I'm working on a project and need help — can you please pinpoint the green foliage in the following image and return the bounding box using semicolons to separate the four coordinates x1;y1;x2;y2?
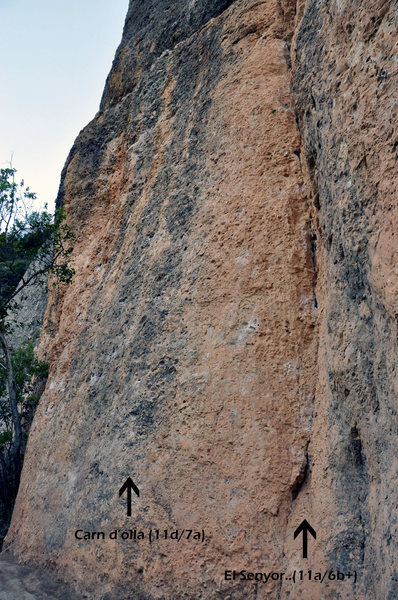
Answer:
0;166;72;523
0;168;75;319
12;339;48;394
0;338;48;453
0;431;11;449
0;166;73;462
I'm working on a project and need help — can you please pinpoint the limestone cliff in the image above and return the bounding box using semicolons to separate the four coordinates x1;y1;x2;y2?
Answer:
4;1;397;599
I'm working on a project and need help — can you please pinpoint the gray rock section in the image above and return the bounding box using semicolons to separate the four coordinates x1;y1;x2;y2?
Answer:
6;261;48;350
293;1;398;598
0;556;79;600
99;0;236;110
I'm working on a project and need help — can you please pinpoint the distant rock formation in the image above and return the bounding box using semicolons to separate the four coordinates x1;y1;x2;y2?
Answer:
4;1;397;599
6;258;48;350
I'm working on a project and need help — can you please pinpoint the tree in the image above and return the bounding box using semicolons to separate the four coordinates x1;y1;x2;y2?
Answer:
0;167;74;507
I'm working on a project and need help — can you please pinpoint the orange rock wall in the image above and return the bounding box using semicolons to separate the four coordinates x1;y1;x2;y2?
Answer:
5;1;397;599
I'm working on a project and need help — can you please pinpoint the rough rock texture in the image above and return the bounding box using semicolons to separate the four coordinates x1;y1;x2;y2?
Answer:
0;556;79;600
285;1;398;599
6;261;48;349
3;1;397;599
0;263;48;550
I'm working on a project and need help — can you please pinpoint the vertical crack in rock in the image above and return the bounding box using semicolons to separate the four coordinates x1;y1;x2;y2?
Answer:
291;441;310;501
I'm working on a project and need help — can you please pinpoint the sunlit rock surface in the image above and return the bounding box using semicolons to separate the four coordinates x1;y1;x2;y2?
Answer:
3;1;397;599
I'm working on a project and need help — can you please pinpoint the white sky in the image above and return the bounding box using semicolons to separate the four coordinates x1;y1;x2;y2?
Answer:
0;0;128;211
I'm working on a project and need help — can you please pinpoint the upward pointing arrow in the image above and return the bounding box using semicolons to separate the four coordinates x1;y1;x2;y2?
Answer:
119;477;140;516
294;519;316;559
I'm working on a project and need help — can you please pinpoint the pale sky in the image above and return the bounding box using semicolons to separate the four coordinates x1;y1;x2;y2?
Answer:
0;0;128;211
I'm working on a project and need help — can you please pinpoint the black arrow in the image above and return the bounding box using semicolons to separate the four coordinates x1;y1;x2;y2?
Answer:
119;477;140;516
294;519;316;559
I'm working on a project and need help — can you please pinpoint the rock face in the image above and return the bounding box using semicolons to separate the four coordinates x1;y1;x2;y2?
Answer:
3;1;397;599
6;267;48;350
0;556;79;600
290;2;398;598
